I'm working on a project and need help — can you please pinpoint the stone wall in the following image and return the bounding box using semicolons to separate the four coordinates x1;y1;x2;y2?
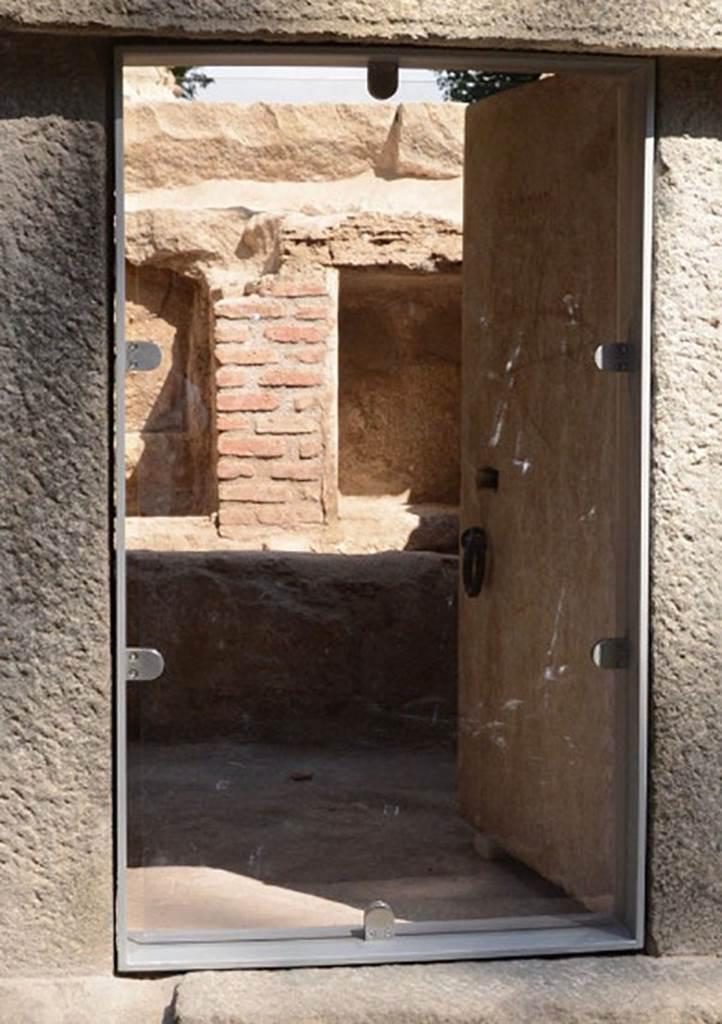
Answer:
647;58;722;957
127;550;458;744
0;24;721;995
0;33;113;975
0;1;719;55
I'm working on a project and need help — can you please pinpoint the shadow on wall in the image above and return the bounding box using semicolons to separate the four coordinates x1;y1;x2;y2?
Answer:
125;263;217;515
339;268;462;505
127;549;458;745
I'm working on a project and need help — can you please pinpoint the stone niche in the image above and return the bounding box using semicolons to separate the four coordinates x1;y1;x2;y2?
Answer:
338;268;461;506
125;264;216;516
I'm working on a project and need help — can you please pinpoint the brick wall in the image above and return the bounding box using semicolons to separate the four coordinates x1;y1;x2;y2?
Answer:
214;268;338;534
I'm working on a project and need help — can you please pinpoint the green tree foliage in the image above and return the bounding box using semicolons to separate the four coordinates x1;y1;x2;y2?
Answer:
170;66;214;100
435;70;539;103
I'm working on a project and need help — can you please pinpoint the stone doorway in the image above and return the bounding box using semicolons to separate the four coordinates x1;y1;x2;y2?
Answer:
118;55;649;971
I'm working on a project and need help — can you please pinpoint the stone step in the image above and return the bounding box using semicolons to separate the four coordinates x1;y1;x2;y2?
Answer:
174;955;722;1024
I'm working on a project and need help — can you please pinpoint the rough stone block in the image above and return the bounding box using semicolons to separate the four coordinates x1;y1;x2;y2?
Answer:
0;33;113;975
174;955;722;1024
0;3;720;56
646;58;722;957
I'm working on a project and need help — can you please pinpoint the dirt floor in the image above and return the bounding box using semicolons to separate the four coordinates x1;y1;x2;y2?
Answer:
127;741;579;933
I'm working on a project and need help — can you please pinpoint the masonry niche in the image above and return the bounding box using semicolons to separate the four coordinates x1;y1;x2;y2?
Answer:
338;269;461;511
124;263;216;518
117;55;650;973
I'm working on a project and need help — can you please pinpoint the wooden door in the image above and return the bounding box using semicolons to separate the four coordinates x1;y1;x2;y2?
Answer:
458;74;632;905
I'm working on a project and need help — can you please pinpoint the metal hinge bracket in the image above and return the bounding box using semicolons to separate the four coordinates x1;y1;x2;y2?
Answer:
594;343;635;372
126;648;165;682
591;638;631;670
363;901;395;941
126;341;161;373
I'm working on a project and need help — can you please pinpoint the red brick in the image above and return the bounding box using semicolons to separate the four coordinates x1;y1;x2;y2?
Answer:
259;368;323;388
217;413;251;431
215;343;247;365
219;503;259;526
216;345;280;366
216;366;246;387
270;461;321;481
217;390;280;412
217;457;255;480
293;347;325;364
215;297;285;319
215;319;250;342
255;415;317;435
299;439;322;459
217;434;285;458
264;324;327;344
255;502;324;525
267;278;327;298
295;304;329;320
219;481;295;503
294;394;318;412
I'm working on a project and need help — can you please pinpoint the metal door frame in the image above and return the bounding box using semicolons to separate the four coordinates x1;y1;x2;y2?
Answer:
114;44;654;973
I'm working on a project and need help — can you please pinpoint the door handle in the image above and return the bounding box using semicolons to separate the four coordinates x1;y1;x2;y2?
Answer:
461;526;487;597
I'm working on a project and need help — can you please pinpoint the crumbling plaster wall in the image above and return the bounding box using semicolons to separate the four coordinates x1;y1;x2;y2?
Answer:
0;24;720;986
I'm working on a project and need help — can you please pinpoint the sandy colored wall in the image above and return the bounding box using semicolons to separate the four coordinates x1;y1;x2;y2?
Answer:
0;1;719;55
0;27;720;982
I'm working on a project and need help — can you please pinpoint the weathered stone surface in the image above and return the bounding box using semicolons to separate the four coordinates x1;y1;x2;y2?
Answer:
647;58;722;957
124;101;399;190
0;976;177;1024
125;207;253;278
0;1;719;55
126;550;457;743
1;956;721;1022
175;956;722;1024
378;103;466;179
281;212;462;271
0;34;113;973
123;65;177;103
